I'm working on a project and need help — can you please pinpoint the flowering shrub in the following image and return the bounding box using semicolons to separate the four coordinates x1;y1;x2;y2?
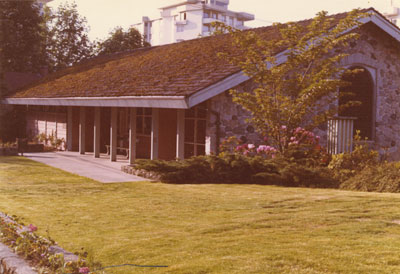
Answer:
220;127;329;167
283;127;330;166
0;214;102;274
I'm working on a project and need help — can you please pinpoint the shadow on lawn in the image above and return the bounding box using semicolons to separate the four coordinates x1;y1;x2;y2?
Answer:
0;156;44;167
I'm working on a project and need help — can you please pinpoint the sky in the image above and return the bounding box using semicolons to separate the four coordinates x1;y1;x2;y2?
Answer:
47;0;396;41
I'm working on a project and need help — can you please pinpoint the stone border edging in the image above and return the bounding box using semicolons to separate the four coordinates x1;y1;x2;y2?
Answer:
0;212;79;273
121;165;161;180
0;242;37;274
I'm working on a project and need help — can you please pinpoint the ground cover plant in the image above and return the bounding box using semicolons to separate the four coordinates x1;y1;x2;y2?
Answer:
2;156;400;273
340;161;400;193
0;214;99;274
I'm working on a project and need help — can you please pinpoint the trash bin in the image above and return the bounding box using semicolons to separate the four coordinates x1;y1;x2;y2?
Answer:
16;138;27;156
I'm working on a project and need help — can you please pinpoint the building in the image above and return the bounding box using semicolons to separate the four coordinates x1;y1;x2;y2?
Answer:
383;0;400;27
133;0;254;46
3;8;400;162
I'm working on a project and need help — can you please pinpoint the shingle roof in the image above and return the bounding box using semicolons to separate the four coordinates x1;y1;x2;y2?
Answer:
6;9;365;99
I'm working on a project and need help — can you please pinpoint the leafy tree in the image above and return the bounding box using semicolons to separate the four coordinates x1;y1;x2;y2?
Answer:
96;26;150;55
0;0;47;74
216;10;364;152
46;2;93;71
0;1;46;142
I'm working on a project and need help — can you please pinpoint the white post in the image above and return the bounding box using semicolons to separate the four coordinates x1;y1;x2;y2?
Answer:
79;107;86;155
94;107;101;158
67;106;73;151
176;109;185;159
129;108;137;165
110;107;117;162
151;108;159;160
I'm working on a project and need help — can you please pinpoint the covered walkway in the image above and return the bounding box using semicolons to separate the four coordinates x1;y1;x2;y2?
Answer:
23;151;149;183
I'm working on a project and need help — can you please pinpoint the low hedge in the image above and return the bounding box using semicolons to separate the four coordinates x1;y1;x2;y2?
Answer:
340;162;400;193
133;154;339;188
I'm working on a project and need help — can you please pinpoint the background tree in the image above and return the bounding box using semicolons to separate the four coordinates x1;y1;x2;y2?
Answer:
0;0;47;74
216;10;364;152
96;26;150;55
0;1;46;142
46;2;93;71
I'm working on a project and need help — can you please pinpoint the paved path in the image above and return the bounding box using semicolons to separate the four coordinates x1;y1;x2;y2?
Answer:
23;152;149;183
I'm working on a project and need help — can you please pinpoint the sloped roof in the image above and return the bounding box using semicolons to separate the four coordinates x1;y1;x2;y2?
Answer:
5;8;388;101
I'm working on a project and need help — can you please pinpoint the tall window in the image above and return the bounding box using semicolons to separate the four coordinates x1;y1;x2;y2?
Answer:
184;103;207;158
136;108;152;136
339;66;374;139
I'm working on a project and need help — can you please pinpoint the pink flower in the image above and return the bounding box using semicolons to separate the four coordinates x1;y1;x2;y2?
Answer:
281;125;287;130
28;224;37;232
257;145;267;153
294;127;303;133
248;144;255;149
79;267;90;273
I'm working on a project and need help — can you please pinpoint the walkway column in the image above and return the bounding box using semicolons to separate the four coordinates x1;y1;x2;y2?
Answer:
151;108;159;160
79;106;86;155
176;109;185;159
129;108;137;165
94;107;101;158
67;106;73;151
110;107;117;162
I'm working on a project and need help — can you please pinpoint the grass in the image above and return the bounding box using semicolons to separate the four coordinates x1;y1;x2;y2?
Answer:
1;156;400;273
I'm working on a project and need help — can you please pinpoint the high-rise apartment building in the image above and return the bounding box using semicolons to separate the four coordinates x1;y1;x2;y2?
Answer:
383;0;400;27
133;0;254;46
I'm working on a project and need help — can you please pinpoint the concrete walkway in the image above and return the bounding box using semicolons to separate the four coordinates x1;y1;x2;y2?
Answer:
23;151;149;183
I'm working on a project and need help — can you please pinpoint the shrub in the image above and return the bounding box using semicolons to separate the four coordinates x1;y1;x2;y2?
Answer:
340;162;400;192
133;154;338;188
328;131;379;182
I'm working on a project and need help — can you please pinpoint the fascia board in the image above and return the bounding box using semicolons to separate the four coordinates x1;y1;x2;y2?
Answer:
2;96;189;109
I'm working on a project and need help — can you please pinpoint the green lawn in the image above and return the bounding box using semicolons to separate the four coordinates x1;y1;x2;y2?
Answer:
1;156;400;273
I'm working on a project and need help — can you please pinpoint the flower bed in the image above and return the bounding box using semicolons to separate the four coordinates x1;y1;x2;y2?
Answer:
0;213;102;274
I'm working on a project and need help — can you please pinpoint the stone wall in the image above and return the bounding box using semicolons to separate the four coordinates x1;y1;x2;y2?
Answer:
207;80;264;153
207;23;400;159
343;23;400;159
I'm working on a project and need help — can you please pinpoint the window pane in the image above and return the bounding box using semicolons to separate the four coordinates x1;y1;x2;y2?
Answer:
196;120;206;143
144;117;152;135
145;108;152;115
196;145;205;156
137;108;143;115
185;144;194;158
136;117;143;134
185;119;195;142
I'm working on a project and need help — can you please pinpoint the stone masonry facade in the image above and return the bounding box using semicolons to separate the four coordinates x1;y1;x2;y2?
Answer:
207;23;400;160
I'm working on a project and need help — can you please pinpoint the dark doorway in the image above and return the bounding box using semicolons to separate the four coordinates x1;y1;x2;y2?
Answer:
339;66;374;139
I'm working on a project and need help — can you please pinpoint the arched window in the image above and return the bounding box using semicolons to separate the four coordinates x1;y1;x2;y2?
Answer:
339;66;374;140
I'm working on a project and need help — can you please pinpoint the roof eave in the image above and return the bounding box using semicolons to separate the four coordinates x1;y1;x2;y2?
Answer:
2;96;189;109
